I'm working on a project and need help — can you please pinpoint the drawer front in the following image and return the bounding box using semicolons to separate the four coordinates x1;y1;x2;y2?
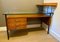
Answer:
7;23;16;30
15;18;27;29
7;18;27;23
15;21;27;25
7;17;27;30
16;25;26;29
7;18;15;23
15;18;27;22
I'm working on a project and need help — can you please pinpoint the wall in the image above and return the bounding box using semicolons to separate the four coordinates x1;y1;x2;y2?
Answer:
0;0;43;26
44;0;60;41
0;0;5;26
0;11;5;27
1;0;43;13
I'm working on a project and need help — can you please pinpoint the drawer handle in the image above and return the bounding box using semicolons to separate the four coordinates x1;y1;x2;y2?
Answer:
15;20;20;22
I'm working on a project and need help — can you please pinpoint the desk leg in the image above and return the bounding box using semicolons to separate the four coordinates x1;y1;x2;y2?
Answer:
42;17;51;34
47;17;51;34
41;18;42;28
47;25;49;34
5;15;9;40
7;28;9;40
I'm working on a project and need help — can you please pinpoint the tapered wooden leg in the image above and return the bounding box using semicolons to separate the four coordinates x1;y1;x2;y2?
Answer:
5;15;10;40
7;28;9;40
47;25;49;34
40;18;42;28
47;18;51;34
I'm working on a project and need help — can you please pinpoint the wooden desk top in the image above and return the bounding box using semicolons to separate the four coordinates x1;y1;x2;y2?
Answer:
37;3;57;7
4;14;51;18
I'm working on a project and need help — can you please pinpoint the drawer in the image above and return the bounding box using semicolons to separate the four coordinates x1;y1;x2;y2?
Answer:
7;17;27;23
7;17;27;30
7;23;16;30
15;18;27;22
7;18;15;23
16;25;26;29
15;21;27;25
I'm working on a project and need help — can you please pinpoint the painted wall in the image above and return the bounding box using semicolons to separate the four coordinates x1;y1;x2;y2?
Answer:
0;0;43;26
0;0;5;26
44;0;60;41
1;0;43;13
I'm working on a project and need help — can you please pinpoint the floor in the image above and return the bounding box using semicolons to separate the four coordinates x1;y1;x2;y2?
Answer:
0;28;59;42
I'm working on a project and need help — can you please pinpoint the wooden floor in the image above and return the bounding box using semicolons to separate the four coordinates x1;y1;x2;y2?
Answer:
0;28;59;42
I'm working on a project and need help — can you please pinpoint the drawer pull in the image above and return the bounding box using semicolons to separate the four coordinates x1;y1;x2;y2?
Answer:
16;26;26;29
15;20;21;22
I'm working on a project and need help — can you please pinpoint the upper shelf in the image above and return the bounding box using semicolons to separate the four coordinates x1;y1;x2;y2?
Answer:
37;3;57;7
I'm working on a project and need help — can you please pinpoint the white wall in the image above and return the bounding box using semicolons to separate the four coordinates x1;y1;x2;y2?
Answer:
1;0;43;13
44;0;60;41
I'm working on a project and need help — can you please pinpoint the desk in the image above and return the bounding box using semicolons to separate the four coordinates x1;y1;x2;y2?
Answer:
4;14;51;40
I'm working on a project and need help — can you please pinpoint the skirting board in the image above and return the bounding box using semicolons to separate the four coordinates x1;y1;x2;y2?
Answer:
50;30;60;42
42;22;60;42
0;24;41;31
0;27;6;31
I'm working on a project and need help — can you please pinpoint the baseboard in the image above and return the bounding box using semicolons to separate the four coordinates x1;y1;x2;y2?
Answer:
50;30;60;42
0;27;6;31
42;22;60;42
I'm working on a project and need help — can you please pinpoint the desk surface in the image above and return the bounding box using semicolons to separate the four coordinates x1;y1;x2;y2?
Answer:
4;14;51;18
37;3;57;7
